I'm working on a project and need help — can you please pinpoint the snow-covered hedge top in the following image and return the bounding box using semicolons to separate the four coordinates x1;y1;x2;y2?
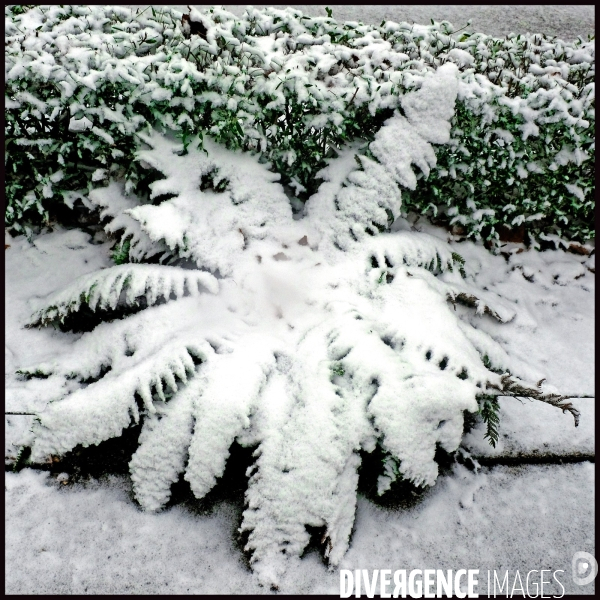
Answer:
5;4;595;244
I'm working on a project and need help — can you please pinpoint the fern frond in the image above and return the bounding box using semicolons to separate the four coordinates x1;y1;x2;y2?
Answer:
30;341;210;462
493;373;581;427
17;61;568;584
366;231;457;274
125;131;293;275
444;286;516;323
305;64;459;251
183;339;276;500
242;321;372;583
89;181;170;263
28;264;218;327
362;235;516;327
376;454;402;496
129;383;197;512
478;396;500;447
12;445;32;473
450;251;467;278
336;309;480;488
111;239;131;265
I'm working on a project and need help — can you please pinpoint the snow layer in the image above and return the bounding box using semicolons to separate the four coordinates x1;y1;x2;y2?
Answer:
5;4;595;595
5;229;113;415
16;68;526;585
442;237;595;394
463;397;594;458
6;230;595;591
5;462;595;595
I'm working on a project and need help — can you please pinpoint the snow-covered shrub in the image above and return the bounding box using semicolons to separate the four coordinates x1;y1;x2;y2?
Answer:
5;5;594;244
17;66;577;585
406;57;595;245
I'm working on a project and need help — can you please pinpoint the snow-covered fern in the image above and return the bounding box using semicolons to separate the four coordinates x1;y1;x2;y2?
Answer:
28;264;219;327
19;64;562;585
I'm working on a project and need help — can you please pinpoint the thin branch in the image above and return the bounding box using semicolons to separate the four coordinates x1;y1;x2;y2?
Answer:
490;373;584;427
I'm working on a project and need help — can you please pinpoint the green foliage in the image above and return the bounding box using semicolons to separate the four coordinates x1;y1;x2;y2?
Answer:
12;445;32;473
482;354;493;370
5;5;595;244
406;99;595;244
450;252;467;278
111;239;131;265
478;395;501;447
16;367;51;380
6;5;36;16
331;362;345;377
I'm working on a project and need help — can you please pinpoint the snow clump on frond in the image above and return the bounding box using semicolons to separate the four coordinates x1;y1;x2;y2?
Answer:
305;64;458;252
111;130;293;275
28;264;219;327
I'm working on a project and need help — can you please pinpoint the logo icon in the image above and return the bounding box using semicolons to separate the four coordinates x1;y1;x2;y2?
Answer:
572;551;598;586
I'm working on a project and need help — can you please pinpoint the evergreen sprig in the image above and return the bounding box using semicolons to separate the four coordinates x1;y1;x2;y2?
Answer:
111;239;131;265
478;395;501;447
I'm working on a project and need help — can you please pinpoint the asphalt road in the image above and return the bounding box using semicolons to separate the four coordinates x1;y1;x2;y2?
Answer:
121;5;595;41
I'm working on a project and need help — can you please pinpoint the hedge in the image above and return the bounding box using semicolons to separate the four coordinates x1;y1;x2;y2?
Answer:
5;5;595;245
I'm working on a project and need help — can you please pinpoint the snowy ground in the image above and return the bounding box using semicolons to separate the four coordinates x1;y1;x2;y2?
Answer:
5;218;595;595
5;4;595;595
5;463;595;595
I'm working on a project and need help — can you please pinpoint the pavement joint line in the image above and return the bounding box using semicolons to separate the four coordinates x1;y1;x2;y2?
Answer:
468;454;595;467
